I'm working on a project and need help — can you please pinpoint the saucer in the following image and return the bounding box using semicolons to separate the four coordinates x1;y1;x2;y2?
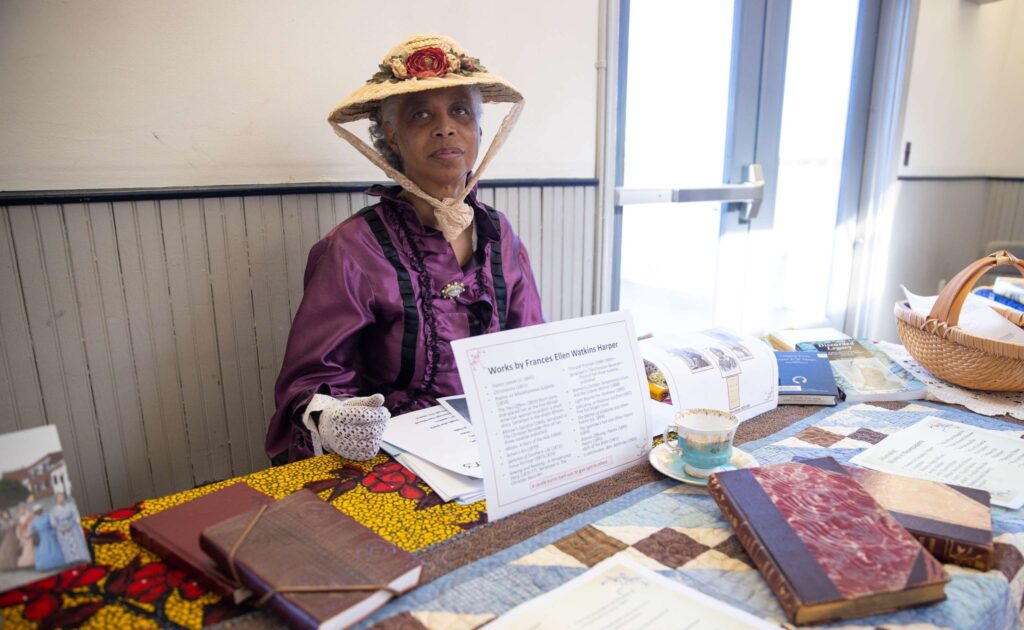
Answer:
648;443;758;486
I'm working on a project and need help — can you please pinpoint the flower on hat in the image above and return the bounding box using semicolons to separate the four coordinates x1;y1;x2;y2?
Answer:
405;47;449;78
368;42;487;84
389;57;409;79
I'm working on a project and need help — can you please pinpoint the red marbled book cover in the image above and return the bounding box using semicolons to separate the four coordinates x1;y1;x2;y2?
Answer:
800;456;993;570
708;459;948;625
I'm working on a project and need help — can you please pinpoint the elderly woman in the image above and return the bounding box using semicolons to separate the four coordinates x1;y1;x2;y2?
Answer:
266;35;544;464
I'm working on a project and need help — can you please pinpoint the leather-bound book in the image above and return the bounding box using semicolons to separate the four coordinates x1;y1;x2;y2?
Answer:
199;489;422;630
708;459;949;625
803;457;994;570
130;482;273;602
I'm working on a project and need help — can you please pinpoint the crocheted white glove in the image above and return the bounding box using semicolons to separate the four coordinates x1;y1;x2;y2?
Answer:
302;393;391;461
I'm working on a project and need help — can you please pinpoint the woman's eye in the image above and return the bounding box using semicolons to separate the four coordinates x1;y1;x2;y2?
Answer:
412;111;429;120
452;106;469;116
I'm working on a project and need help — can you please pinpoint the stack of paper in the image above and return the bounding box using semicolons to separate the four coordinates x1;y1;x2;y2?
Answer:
381;404;484;504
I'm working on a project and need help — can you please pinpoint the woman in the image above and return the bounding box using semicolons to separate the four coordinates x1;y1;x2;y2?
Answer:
0;510;18;570
50;492;90;565
267;35;543;464
31;505;64;572
15;503;34;569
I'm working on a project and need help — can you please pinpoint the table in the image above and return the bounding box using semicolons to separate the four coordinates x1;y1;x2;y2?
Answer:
1;401;1022;629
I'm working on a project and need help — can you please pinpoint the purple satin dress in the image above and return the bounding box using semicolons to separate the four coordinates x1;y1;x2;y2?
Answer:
266;185;545;462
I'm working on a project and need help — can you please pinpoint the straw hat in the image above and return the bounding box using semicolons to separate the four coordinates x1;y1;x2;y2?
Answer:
328;34;523;124
327;35;525;242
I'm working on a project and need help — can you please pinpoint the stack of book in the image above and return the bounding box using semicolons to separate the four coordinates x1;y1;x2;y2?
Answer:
131;485;422;629
975;276;1024;312
708;456;993;625
795;338;927;402
994;276;1024;304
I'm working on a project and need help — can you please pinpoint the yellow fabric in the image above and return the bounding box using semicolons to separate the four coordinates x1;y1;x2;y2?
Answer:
0;453;483;629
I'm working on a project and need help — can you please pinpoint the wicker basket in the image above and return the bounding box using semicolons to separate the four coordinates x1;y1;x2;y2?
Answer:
894;250;1024;392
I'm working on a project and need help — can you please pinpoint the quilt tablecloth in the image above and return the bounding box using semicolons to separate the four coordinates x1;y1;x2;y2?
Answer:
357;401;1024;630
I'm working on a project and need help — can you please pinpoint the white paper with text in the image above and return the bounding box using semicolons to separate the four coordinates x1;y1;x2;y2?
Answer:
452;311;650;521
381;405;483;478
487;556;776;630
850;416;1024;509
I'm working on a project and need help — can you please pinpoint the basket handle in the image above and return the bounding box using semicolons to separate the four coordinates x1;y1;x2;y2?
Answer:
929;250;1024;327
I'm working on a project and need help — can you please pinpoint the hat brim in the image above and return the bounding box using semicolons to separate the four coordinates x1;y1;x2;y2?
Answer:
327;72;522;124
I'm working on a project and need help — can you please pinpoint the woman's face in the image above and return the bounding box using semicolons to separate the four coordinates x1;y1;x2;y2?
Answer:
385;86;480;194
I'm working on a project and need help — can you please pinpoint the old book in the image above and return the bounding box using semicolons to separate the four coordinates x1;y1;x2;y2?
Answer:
800;457;994;570
200;489;422;630
708;459;948;625
130;482;273;602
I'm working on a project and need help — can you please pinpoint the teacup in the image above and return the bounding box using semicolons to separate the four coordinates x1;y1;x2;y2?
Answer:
663;409;739;478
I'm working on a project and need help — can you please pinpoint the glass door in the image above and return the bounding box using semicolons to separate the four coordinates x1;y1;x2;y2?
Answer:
614;0;878;337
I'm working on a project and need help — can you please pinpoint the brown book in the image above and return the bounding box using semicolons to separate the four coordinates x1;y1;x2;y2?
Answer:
130;482;273;602
199;489;422;630
708;458;949;625
801;457;994;570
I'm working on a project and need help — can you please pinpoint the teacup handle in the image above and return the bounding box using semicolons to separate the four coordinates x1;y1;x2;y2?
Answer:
663;423;681;454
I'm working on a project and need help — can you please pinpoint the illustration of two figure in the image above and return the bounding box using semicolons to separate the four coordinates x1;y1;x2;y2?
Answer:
0;491;91;573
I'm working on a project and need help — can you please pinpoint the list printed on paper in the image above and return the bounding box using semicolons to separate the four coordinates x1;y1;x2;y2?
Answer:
453;311;651;521
851;416;1024;509
487;556;777;630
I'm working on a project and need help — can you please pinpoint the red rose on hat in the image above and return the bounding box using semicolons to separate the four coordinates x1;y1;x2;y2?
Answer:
405;47;449;78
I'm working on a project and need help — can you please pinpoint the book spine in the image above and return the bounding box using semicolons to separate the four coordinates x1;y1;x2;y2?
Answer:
706;476;802;622
912;534;992;571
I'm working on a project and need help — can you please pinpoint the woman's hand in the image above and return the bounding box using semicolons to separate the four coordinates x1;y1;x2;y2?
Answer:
304;394;391;461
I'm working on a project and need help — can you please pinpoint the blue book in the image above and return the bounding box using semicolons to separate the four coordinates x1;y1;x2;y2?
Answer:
974;288;1024;312
795;339;927;403
775;351;839;405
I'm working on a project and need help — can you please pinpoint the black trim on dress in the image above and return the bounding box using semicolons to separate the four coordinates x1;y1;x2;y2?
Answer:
358;206;419;393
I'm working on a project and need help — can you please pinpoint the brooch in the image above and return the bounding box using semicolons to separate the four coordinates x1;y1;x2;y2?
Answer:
441;281;466;299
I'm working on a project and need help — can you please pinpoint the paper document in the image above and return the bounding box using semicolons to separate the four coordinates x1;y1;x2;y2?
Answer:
381;405;482;478
641;328;777;421
453;311;650;521
850;416;1024;509
394;452;483;503
903;285;1024;344
487;556;776;629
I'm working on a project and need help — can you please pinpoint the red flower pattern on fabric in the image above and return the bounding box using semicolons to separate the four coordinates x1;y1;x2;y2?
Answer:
103;504;142;521
362;461;426;500
106;558;205;604
304;464;365;502
0;565;106;620
405;47;449;78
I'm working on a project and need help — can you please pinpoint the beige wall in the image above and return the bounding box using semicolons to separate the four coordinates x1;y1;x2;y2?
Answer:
900;0;1024;177
0;0;599;190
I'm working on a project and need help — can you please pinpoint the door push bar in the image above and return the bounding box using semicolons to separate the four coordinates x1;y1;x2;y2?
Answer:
614;164;765;222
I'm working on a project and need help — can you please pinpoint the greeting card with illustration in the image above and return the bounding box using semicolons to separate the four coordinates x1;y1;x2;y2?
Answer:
0;425;91;593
